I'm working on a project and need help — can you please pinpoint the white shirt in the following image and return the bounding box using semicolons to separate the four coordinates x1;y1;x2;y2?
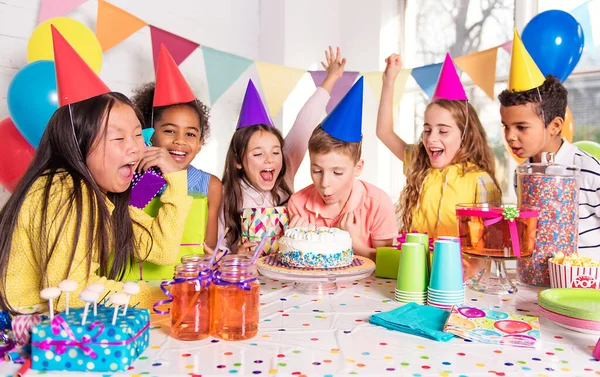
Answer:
514;139;600;256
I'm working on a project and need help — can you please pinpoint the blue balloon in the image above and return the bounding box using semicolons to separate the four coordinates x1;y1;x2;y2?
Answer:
522;10;585;82
7;60;58;148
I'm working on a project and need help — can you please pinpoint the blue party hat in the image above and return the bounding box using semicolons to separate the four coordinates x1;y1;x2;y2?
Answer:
321;76;363;142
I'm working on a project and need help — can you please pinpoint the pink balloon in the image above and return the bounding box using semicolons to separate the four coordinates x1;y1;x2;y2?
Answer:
494;320;532;334
458;307;486;319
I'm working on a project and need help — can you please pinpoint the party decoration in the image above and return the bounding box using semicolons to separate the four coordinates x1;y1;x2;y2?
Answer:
153;44;196;106
237;79;274;128
51;25;110;107
432;53;467;102
7;60;58;148
321;76;364;143
0;118;35;192
149;26;198;71
201;46;253;105
362;68;412;114
309;71;359;113
96;0;147;52
38;0;88;24
28;17;103;74
411;63;443;99
255;61;306;117
522;10;585;82
509;29;546;92
455;47;498;100
563;106;574;143
241;206;289;255
574;140;600;160
445;305;540;348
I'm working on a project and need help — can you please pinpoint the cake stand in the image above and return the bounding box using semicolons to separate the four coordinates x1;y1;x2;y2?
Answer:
257;255;375;294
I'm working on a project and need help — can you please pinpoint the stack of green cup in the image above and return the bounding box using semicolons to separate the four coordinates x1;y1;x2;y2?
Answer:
405;233;431;275
395;242;428;304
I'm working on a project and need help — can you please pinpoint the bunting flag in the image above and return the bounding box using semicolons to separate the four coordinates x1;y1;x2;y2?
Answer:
149;26;199;71
309;71;359;113
362;69;411;113
500;40;513;54
96;0;147;52
255;62;306;117
201;46;254;105
38;0;88;24
455;47;498;100
411;63;443;99
571;1;594;47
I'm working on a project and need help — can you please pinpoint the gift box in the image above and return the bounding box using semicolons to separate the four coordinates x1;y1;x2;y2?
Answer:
240;206;288;255
375;247;401;279
124;192;207;281
31;307;150;372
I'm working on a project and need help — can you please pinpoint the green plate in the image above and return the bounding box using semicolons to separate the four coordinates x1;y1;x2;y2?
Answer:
538;288;600;321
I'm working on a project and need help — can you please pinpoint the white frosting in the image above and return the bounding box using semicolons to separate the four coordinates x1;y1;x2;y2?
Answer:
279;226;352;255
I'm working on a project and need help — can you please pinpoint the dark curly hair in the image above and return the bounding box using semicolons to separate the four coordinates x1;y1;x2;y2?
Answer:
131;82;210;142
498;75;567;127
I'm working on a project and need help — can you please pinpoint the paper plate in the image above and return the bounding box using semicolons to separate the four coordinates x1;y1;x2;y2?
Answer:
539;306;600;334
538;288;600;321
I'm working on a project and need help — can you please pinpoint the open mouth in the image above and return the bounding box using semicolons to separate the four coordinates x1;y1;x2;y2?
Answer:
259;168;275;182
429;147;444;159
511;147;523;156
119;161;137;180
169;150;188;161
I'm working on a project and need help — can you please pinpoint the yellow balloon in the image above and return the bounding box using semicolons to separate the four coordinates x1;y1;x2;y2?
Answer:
27;17;102;74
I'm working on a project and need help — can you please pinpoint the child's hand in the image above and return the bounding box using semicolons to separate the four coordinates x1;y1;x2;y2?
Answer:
137;146;181;174
290;215;310;228
238;241;258;255
321;46;346;93
322;46;346;81
383;54;403;83
339;211;361;239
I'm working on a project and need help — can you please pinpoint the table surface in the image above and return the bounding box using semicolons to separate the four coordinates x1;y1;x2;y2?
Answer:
1;275;599;377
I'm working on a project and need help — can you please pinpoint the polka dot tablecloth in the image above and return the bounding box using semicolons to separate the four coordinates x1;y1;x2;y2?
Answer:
1;276;600;376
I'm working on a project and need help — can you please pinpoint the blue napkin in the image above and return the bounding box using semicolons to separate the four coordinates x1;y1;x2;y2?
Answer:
370;302;455;342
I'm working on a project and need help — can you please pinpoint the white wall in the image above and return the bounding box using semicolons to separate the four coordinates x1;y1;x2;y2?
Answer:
0;0;402;203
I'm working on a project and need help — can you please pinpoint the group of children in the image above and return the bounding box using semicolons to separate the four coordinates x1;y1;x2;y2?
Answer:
0;27;598;314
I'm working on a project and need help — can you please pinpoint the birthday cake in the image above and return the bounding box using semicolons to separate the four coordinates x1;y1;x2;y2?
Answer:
278;226;353;269
30;306;150;372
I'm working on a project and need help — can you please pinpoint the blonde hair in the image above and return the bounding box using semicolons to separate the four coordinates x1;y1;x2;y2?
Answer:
308;126;362;163
398;99;501;232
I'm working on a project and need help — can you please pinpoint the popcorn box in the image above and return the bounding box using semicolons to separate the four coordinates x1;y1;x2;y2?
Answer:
549;259;600;289
31;307;150;372
123;193;207;281
241;206;288;255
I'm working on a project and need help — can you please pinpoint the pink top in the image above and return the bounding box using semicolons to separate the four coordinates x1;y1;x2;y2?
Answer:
287;179;398;248
219;87;330;246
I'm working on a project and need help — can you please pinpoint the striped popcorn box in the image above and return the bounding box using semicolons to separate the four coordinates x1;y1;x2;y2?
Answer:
549;259;600;289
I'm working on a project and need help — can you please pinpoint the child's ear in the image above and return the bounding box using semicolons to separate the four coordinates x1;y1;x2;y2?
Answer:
354;159;364;177
548;116;563;137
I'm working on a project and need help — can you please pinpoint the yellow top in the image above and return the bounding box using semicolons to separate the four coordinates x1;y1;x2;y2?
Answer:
411;163;501;238
5;170;192;313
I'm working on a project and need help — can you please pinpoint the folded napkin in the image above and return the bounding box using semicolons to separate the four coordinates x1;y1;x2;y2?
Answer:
370;302;455;342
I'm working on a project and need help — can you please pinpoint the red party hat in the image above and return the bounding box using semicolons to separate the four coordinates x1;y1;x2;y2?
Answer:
153;44;196;107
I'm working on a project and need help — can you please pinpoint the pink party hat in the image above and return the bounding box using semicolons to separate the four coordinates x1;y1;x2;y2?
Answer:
432;53;468;102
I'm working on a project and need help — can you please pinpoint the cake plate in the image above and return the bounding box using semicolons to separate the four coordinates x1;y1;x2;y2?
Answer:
257;255;375;294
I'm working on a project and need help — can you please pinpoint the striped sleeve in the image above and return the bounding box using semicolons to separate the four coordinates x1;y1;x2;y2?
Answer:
574;150;600;256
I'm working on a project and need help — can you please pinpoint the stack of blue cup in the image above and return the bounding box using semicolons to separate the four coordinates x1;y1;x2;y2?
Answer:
427;240;465;310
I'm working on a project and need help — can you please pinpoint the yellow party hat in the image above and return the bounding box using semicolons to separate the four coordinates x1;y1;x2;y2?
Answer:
509;28;546;92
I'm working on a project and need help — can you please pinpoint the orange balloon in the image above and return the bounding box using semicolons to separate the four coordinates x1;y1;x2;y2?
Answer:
563;106;574;142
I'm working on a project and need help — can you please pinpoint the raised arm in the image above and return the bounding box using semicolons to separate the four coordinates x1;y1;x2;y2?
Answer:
376;54;408;162
284;46;346;185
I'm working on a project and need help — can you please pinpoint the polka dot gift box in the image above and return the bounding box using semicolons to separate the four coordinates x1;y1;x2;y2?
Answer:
30;306;150;372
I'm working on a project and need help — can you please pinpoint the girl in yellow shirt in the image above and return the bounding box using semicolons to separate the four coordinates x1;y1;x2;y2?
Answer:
376;53;501;239
0;29;191;314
